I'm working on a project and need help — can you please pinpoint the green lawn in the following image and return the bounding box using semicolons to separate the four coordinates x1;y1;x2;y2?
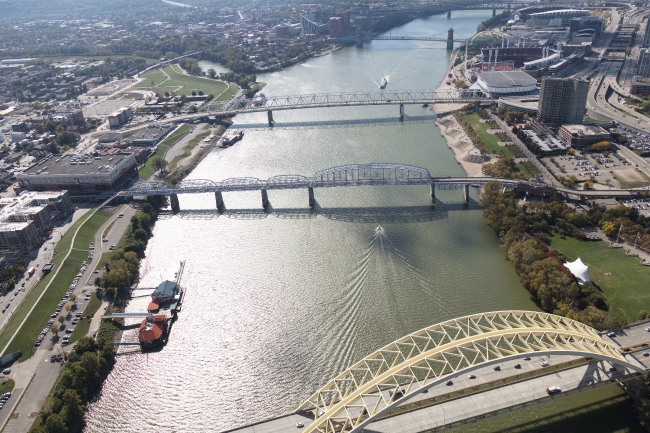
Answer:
516;162;540;178
72;210;111;250
0;379;15;395
159;124;192;147
0;210;113;360
65;293;103;345
138;145;170;180
464;113;515;158
135;69;168;88
550;235;650;323
135;64;237;100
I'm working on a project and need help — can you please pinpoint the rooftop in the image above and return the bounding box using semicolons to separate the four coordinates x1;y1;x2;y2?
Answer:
560;124;610;136
478;71;538;88
20;153;133;177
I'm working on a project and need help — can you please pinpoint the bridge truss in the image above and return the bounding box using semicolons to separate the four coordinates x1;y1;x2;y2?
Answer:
237;89;488;113
297;311;644;433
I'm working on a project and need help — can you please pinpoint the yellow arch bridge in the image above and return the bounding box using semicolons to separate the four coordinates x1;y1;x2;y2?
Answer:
297;310;645;433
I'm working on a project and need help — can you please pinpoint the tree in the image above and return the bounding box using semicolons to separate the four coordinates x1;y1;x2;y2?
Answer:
50;324;60;336
151;156;168;174
207;68;217;79
189;105;198;113
191;90;197;96
591;141;611;152
64;304;71;312
43;413;67;433
58;316;65;325
69;294;76;302
601;220;617;236
94;277;102;287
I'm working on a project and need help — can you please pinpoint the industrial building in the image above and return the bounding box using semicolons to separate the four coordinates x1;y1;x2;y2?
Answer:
108;106;133;127
0;191;73;253
474;71;537;97
631;76;650;96
537;78;589;124
557;124;611;148
16;152;137;194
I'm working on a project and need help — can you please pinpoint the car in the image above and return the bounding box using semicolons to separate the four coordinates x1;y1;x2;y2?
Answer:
468;374;476;379
296;423;304;428
546;386;561;395
646;327;650;332
609;367;617;372
118;213;124;218
65;329;73;334
644;352;649;357
493;366;501;371
541;361;549;367
2;369;9;375
607;332;616;337
1;393;9;399
445;380;453;386
514;364;521;369
103;239;108;242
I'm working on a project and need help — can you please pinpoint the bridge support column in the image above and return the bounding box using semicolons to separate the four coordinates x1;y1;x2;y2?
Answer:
447;10;451;19
308;187;315;208
430;183;436;204
261;189;269;208
356;28;363;48
447;28;454;50
493;8;496;17
170;194;180;214
267;110;274;127
463;184;470;203
399;103;405;120
215;191;225;212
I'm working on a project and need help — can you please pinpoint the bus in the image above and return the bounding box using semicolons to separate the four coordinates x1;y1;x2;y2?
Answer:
27;267;35;276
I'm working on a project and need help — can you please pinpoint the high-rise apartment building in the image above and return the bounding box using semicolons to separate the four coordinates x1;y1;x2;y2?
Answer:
537;78;589;124
637;48;650;77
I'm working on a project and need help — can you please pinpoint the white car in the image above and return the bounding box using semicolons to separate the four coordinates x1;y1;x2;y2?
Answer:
541;361;549;367
468;374;476;379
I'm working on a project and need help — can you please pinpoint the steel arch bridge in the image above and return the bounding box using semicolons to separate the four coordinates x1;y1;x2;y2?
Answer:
297;311;644;433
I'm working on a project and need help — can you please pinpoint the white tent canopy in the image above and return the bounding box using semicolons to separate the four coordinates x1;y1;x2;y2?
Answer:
564;257;590;284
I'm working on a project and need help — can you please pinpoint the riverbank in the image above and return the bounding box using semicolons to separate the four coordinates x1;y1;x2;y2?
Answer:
433;50;491;177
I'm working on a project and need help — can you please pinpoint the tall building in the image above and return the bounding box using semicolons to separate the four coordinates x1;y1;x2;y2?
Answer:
643;16;650;48
637;49;650;77
537;78;589;124
329;17;344;38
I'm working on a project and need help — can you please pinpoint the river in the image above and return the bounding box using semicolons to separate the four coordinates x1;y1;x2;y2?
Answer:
84;11;641;433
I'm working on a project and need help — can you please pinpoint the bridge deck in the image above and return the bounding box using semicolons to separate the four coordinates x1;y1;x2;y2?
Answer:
223;356;637;433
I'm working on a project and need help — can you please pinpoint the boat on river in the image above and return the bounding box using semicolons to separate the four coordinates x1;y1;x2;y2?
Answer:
218;130;244;148
379;77;388;89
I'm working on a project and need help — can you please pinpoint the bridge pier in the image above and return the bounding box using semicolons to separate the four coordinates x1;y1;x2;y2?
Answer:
399;103;405;120
170;194;180;214
493;8;496;17
447;28;454;50
463;184;470;203
261;189;269;208
430;184;436;204
267;110;274;127
308;187;315;208
356;28;363;48
447;10;451;19
215;191;225;212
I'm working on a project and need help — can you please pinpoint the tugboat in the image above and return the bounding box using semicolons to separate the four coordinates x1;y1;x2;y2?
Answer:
379;77;388;89
218;130;244;148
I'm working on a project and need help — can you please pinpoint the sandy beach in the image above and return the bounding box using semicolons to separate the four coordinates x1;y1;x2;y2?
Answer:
432;51;491;177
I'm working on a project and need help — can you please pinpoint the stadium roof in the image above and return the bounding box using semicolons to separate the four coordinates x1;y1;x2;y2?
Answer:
478;71;537;88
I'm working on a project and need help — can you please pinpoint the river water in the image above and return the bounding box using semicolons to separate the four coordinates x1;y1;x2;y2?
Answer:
85;11;639;433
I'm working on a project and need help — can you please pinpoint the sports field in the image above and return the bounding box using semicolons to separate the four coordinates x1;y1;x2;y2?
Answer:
135;64;238;100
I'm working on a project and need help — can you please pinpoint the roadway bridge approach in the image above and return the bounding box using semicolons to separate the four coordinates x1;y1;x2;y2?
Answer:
124;162;648;213
221;311;648;433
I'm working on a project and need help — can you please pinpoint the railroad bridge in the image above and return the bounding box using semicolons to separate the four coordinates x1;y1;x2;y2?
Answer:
224;311;647;433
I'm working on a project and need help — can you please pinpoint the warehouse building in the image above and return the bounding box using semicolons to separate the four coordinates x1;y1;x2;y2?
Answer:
557;124;611;147
16;152;137;194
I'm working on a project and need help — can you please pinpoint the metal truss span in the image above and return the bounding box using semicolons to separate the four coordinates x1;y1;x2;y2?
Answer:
297;311;644;433
237;89;488;113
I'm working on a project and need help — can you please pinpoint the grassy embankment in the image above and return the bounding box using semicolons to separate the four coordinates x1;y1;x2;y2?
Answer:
66;294;103;345
464;113;539;178
0;379;14;395
135;64;237;100
169;124;211;170
550;235;650;323
137;124;192;179
0;210;113;361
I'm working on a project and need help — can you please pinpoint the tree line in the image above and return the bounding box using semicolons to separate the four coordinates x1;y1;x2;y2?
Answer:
480;182;625;331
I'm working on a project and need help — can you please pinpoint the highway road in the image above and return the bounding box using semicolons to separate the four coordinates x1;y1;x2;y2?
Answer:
0;203;137;433
225;356;638;433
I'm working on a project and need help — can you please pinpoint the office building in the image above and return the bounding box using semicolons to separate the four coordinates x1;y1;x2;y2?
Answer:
636;49;650;77
107;106;133;127
537;78;589;124
569;16;605;39
558;124;611;147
